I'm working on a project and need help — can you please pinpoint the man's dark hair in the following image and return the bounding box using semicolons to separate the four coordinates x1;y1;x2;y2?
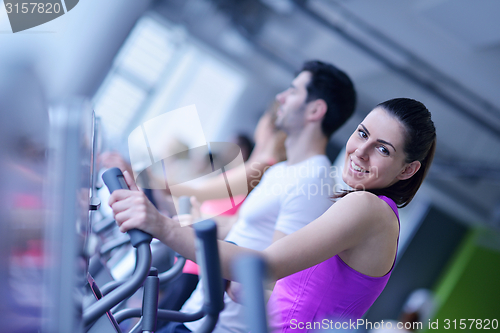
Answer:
300;60;357;138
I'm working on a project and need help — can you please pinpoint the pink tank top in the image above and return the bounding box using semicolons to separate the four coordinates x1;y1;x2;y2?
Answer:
267;195;399;332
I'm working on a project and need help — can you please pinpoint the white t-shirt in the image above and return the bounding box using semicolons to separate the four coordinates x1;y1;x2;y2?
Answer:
182;155;334;333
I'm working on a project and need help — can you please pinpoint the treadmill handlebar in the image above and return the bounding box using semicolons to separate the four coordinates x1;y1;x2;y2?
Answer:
193;220;225;316
101;167;153;247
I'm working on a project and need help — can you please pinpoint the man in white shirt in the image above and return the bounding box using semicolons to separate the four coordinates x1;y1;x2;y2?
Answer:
161;60;357;333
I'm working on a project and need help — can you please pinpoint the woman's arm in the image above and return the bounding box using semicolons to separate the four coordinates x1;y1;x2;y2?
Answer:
112;194;259;281
109;171;261;280
110;172;396;282
263;191;394;280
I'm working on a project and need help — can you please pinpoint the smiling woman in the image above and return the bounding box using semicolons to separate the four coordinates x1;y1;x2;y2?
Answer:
107;97;437;332
339;98;437;208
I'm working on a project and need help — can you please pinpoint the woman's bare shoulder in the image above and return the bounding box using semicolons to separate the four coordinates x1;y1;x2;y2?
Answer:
336;190;383;209
332;191;396;227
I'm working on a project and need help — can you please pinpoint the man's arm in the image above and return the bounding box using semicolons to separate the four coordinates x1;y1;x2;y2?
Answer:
211;214;238;240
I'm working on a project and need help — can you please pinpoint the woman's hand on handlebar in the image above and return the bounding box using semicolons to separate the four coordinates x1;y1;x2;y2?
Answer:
108;170;171;240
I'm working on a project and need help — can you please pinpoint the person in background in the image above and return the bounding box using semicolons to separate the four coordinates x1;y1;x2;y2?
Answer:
155;102;287;322
168;101;287;234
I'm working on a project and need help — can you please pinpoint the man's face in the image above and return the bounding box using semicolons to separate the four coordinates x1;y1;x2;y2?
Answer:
274;71;312;134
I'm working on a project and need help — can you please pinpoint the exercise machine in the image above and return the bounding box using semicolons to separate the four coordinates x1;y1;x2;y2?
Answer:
83;168;224;333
